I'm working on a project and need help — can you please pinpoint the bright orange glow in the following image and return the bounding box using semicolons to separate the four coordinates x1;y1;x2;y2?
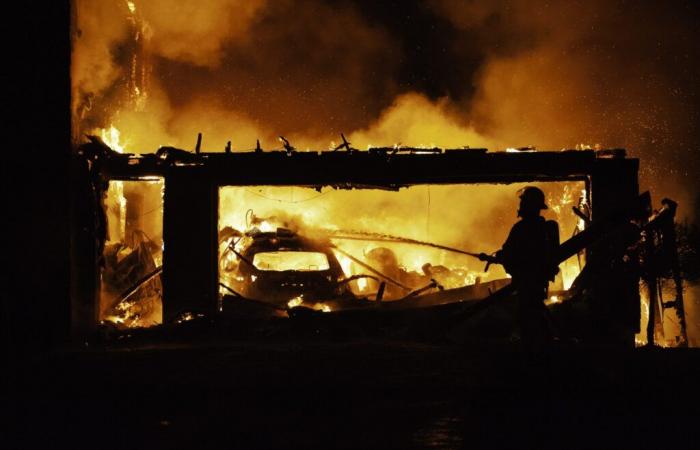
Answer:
253;251;330;272
287;296;304;308
99;159;165;329
219;183;586;302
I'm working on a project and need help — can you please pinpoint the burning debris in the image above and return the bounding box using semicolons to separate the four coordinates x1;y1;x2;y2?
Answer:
77;136;165;329
100;230;162;327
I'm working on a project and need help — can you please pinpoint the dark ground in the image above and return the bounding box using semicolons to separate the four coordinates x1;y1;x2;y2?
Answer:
6;339;700;449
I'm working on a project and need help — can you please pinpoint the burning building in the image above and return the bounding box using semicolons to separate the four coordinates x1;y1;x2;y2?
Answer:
54;0;699;350
69;133;688;348
8;3;700;449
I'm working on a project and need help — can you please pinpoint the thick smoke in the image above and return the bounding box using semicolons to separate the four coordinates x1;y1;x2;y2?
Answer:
138;0;266;67
431;0;700;213
72;0;699;215
348;93;491;149
71;0;130;127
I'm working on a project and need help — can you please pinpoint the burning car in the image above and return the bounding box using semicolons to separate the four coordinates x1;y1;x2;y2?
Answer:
216;210;515;318
219;226;356;308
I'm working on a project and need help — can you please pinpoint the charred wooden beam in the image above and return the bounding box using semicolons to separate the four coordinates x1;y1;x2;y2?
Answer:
95;148;614;185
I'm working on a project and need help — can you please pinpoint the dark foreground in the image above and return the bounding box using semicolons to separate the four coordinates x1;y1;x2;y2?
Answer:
7;339;700;449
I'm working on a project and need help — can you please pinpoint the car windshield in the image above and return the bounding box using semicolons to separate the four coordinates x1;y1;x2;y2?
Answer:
252;251;330;272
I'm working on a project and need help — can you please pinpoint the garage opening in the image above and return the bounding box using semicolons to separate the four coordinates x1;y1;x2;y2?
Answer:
218;182;587;312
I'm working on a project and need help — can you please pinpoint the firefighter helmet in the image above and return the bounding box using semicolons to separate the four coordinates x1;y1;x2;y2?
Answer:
518;186;548;211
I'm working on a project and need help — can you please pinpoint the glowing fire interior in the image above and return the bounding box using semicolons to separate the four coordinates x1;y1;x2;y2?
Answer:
98;178;587;328
99;178;164;328
218;183;587;305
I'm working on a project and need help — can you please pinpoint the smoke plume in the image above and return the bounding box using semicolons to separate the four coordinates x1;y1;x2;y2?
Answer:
72;0;699;216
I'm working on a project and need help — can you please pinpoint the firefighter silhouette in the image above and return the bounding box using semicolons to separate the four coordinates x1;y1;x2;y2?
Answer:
481;187;560;347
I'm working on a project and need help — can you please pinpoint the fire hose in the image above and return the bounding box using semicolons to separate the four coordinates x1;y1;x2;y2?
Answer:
325;230;496;270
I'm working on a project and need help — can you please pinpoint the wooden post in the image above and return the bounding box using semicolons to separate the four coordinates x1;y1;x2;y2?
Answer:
195;133;202;154
162;167;218;321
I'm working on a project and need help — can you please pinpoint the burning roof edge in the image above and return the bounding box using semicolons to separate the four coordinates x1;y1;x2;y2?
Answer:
78;136;636;186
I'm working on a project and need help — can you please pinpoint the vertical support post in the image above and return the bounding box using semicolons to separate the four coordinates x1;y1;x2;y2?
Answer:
643;243;658;347
195;133;202;154
69;156;100;337
588;156;640;347
162;168;218;321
